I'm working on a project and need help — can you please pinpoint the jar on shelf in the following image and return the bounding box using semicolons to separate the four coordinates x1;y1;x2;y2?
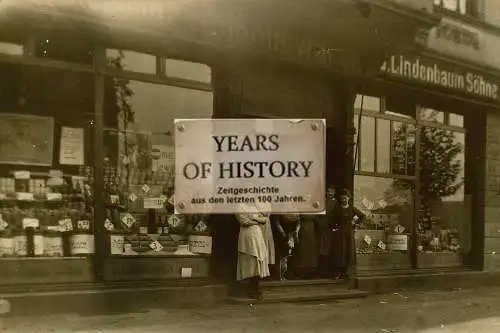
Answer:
13;230;27;256
70;231;95;256
0;230;14;257
43;230;64;257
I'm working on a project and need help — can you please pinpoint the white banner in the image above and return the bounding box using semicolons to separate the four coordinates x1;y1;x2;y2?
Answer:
174;119;326;214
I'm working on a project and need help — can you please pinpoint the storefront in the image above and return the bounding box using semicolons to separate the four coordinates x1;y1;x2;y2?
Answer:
0;0;441;295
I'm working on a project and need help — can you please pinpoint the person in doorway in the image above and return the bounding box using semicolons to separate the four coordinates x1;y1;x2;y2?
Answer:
274;214;301;280
295;214;319;278
235;203;275;299
331;189;354;279
317;186;338;278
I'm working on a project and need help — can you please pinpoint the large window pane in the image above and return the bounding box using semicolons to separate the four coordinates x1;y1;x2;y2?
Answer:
354;175;413;271
360;116;375;172
103;73;213;257
418;126;468;268
106;49;156;74
376;119;390;173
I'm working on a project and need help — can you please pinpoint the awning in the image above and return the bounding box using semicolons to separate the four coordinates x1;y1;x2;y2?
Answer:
0;0;440;75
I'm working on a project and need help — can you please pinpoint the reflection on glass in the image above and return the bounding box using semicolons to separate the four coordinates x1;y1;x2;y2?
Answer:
391;122;407;175
360;116;375;172
419;108;444;123
354;114;359;170
376;119;390;173
354;175;413;269
407;124;416;176
449;113;464;127
106;49;156;74
354;94;380;112
418;124;467;266
165;59;211;83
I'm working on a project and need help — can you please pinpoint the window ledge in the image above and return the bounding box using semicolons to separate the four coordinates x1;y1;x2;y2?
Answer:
434;6;500;37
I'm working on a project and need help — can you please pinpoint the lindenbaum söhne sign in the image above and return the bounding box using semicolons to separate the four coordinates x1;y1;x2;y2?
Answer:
174;119;326;214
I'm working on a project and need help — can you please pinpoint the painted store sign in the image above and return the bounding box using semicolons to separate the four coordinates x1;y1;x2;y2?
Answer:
380;54;500;101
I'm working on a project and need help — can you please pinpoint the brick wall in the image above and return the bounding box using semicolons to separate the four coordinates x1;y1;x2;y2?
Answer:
483;111;500;271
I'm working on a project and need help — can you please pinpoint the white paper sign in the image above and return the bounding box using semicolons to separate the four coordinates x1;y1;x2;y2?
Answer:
174;119;326;214
129;193;138;202
47;192;63;201
110;195;120;204
59;127;84;165
14;171;30;179
363;234;372;245
387;234;408;251
22;218;39;229
0;220;8;230
77;220;90;230
16;192;34;201
121;214;136;228
144;197;165;209
149;240;164;252
181;267;192;278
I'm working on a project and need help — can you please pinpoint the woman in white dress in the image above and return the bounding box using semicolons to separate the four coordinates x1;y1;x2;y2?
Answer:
235;202;275;299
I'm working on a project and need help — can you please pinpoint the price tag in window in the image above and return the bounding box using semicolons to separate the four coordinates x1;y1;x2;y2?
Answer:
378;240;386;250
58;218;73;232
77;220;90;231
47;192;63;201
141;184;151;194
394;225;406;234
167;215;181;228
16;192;34;201
363;234;372;245
121;213;136;228
22;218;39;229
110;195;120;204
129;193;138;202
0;220;8;231
144;197;165;209
105;219;115;231
149;240;164;252
14;171;30;179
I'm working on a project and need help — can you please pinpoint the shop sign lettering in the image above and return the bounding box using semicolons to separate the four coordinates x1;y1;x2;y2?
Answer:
175;119;326;214
380;55;499;101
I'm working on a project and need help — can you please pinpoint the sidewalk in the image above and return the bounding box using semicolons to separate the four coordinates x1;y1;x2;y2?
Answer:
1;286;500;333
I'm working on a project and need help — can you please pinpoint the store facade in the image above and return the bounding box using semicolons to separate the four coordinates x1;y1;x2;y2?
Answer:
1;0;477;294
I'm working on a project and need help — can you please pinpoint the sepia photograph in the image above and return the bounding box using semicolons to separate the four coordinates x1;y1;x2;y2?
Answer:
0;0;498;332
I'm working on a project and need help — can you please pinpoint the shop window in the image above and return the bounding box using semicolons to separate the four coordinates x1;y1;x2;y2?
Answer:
354;175;413;271
103;72;213;257
354;94;380;112
165;59;211;83
0;42;23;56
417;124;469;268
0;62;96;260
106;49;157;75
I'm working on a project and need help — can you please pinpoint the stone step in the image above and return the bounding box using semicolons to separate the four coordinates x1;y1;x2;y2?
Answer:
227;289;369;304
